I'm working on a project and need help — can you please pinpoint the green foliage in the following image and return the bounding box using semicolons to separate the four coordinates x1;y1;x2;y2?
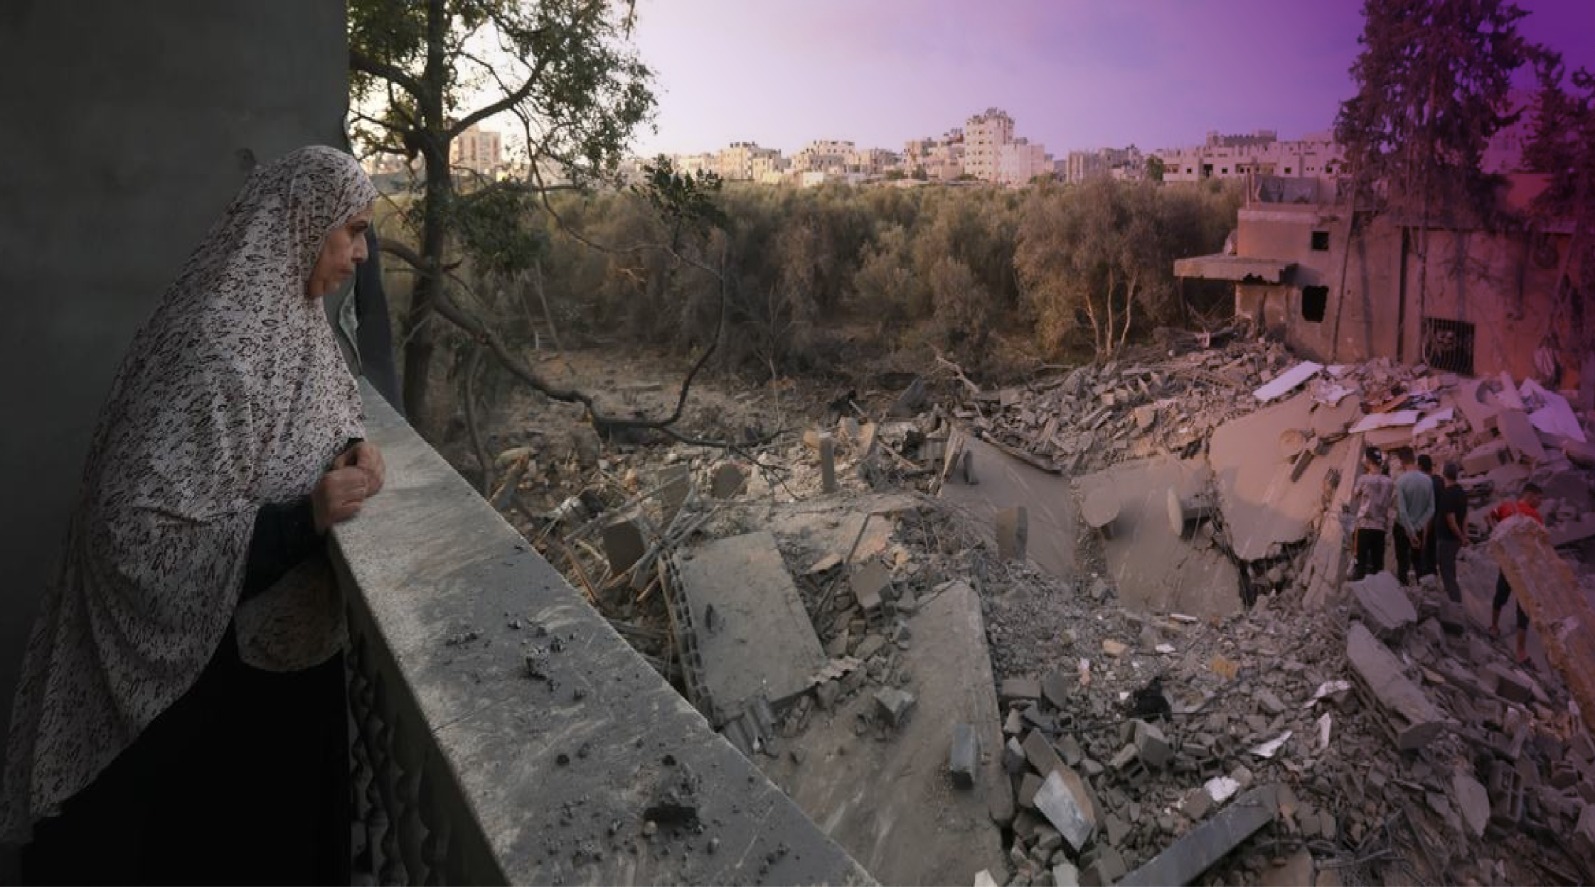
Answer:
1015;179;1238;359
1334;0;1534;216
518;178;1236;375
1145;156;1166;183
347;0;656;430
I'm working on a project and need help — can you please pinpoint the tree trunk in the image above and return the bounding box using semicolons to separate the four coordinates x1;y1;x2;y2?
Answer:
401;0;452;440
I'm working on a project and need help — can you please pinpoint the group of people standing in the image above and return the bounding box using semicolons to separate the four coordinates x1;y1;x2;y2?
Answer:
1349;445;1542;663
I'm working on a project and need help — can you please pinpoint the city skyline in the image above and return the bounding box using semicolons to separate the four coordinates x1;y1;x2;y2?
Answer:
626;0;1595;158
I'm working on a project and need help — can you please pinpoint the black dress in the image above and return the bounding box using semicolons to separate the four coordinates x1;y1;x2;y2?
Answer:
21;500;350;886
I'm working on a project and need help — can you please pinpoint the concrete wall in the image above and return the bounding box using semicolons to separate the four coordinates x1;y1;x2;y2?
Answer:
0;0;347;823
1234;207;1566;377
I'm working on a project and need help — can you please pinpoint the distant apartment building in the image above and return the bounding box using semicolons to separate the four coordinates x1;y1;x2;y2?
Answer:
903;129;965;181
996;138;1052;186
1063;146;1144;184
963;108;1015;182
451;124;502;176
792;139;856;174
713;141;782;181
846;146;901;177
1156;130;1345;183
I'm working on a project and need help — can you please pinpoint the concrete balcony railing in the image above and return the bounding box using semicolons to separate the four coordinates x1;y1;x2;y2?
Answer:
331;384;871;886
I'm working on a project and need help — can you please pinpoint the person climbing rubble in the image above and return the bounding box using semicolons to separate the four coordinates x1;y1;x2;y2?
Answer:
1488;483;1545;664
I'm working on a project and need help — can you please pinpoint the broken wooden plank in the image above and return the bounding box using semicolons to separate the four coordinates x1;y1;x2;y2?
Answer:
1118;785;1280;887
1490;518;1595;735
1346;622;1446;750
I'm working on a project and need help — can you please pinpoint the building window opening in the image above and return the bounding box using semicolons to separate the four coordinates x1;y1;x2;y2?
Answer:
1421;317;1475;375
1301;286;1328;323
1311;230;1330;251
1284;166;1293;174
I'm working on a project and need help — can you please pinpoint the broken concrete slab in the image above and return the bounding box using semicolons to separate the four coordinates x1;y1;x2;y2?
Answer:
1073;456;1241;619
1034;769;1097;853
756;573;1005;885
1349;572;1417;639
940;428;1078;579
1453;377;1502;435
1491;517;1595;735
1118;785;1280;887
1498;409;1548;464
1209;391;1361;561
1345;622;1446;750
1254;360;1322;403
1550;513;1595;547
996;506;1029;561
1301;439;1363;610
673;532;827;724
1133;720;1172;768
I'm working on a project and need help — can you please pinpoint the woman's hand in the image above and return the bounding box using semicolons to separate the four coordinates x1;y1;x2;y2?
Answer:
333;440;386;495
311;467;371;533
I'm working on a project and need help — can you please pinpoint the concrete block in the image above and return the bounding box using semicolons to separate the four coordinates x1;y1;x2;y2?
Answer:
1349;572;1417;639
1487;664;1535;705
819;434;838;493
600;518;647;572
1133;720;1172;768
997;506;1029;561
873;687;916;727
1181;786;1212;820
1453;772;1490;837
1079;847;1126;886
1042;670;1074;709
1462;440;1509;476
950;723;978;789
1058;734;1085;767
854;633;887;662
709;462;747;498
1052;861;1080;887
1345;622;1445;750
1034;769;1097;853
1005;737;1029;775
1001;676;1043;705
850;562;891;615
1024;729;1066;778
1019;773;1045;809
988;772;1016;827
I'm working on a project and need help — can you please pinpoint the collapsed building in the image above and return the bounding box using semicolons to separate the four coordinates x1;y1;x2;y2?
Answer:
1174;173;1591;387
484;320;1595;885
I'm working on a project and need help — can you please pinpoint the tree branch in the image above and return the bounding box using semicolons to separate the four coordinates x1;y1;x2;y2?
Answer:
350;47;426;104
375;237;759;450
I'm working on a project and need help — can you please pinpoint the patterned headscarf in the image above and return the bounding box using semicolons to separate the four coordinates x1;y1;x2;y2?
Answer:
2;146;378;842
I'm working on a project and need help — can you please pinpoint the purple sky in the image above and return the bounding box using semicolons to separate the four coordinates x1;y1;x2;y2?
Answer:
627;0;1595;157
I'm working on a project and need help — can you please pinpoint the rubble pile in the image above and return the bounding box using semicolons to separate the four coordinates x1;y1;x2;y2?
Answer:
949;333;1303;476
470;336;1595;886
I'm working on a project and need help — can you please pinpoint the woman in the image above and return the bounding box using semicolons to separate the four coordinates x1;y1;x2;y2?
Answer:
2;146;384;883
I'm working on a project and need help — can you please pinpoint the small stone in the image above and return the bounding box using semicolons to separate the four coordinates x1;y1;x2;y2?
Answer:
1181;787;1212;820
874;687;916;727
1102;639;1129;658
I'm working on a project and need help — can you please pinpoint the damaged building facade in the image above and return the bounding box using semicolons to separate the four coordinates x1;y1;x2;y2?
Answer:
1176;174;1589;384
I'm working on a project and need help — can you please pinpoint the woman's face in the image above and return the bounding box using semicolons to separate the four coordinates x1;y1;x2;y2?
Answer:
306;204;374;299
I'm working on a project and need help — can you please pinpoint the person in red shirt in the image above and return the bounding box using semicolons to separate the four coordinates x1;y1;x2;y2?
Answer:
1488;483;1544;663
